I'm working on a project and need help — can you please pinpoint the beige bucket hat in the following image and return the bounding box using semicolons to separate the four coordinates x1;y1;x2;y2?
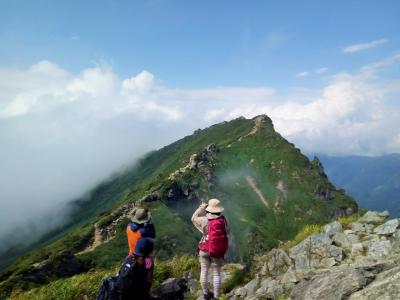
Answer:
206;198;224;213
130;208;151;224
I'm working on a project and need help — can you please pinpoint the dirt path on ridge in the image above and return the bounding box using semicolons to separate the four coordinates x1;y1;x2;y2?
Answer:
91;226;103;248
245;116;264;137
77;225;103;255
246;176;270;208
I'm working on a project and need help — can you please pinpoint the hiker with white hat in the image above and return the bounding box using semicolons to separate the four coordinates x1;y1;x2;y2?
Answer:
192;198;229;300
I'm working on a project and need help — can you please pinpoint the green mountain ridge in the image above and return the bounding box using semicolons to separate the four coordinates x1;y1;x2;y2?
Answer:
0;115;357;298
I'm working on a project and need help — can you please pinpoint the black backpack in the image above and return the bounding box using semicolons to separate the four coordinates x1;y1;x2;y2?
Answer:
96;255;147;300
96;276;118;300
115;256;140;292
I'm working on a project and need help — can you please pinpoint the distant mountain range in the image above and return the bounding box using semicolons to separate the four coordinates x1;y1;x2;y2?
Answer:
318;154;400;217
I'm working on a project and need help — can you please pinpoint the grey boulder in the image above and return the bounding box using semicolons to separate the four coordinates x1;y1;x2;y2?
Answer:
365;240;392;258
261;248;293;277
151;278;187;300
348;266;400;300
359;211;389;225
289;233;342;270
374;218;399;236
324;221;343;237
289;267;367;300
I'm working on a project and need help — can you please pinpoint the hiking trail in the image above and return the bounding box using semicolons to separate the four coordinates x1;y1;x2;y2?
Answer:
245;115;264;137
77;225;104;254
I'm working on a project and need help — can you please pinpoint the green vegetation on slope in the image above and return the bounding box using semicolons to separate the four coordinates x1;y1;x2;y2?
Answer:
0;115;357;298
12;255;199;300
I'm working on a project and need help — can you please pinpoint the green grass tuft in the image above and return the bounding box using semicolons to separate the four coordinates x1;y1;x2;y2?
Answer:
153;254;199;288
281;224;324;250
11;269;116;300
221;268;251;294
338;215;360;229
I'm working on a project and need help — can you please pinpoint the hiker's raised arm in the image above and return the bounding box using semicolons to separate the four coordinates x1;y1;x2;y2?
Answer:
191;203;207;233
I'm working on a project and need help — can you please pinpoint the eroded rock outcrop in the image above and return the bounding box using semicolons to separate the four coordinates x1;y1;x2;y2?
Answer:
164;144;218;202
228;211;400;300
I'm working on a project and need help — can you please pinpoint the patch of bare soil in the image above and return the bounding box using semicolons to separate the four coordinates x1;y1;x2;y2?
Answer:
245;175;270;208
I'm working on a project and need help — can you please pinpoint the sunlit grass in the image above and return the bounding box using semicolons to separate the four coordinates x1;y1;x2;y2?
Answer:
338;214;360;229
281;224;324;250
12;269;115;300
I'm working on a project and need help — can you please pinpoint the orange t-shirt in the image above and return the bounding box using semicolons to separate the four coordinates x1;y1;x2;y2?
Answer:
126;226;142;255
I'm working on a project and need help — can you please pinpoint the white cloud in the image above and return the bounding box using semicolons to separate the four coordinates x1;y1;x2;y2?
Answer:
204;108;225;122
122;70;155;93
315;67;328;74
296;67;328;78
233;54;400;156
342;39;388;53
0;61;69;117
361;52;400;74
296;71;309;77
66;65;119;100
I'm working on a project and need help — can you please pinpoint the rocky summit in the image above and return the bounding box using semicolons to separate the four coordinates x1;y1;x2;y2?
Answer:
225;210;400;300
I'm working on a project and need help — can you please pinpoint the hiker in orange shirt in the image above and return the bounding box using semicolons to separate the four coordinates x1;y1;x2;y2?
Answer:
126;208;156;255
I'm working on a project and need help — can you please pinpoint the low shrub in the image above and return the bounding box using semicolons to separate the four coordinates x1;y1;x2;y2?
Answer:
221;268;250;294
153;254;199;288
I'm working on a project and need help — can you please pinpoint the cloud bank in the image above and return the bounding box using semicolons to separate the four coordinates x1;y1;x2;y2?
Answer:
0;53;399;252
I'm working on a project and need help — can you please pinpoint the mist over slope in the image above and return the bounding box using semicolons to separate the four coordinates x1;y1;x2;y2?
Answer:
0;117;194;258
0;115;357;298
318;154;400;217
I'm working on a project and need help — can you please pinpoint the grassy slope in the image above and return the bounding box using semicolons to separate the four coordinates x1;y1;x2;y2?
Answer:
1;116;357;298
211;119;354;257
0;118;254;297
12;254;200;300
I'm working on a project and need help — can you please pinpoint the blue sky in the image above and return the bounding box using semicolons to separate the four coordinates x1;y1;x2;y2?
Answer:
0;1;400;247
1;0;399;88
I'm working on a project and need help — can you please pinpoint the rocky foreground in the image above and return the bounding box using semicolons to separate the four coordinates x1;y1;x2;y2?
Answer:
154;211;400;300
228;211;400;300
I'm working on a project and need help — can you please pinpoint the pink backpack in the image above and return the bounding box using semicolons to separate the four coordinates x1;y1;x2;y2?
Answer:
199;216;228;258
